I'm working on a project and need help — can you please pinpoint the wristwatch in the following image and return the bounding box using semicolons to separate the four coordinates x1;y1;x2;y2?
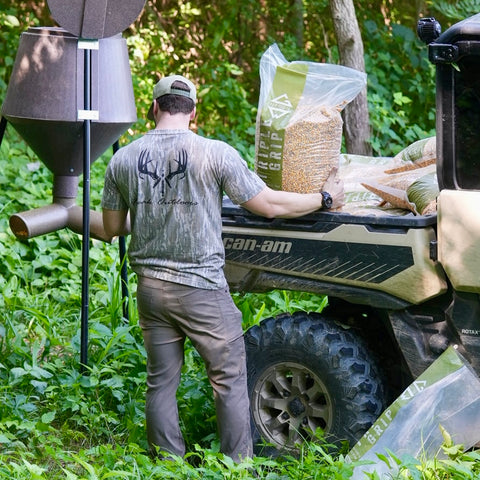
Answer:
320;191;333;209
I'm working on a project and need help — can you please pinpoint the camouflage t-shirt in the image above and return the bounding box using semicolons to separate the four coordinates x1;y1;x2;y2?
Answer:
102;129;265;289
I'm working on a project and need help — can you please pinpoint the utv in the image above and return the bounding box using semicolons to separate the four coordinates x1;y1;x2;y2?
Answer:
221;14;480;454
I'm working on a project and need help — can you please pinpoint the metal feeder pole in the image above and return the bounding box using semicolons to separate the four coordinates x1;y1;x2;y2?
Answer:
119;235;129;320
113;140;129;322
79;39;99;373
0;116;7;144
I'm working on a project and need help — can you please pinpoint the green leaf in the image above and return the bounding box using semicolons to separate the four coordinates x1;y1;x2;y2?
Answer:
30;366;53;380
375;453;391;468
41;411;56;424
10;367;27;380
22;459;46;476
4;14;20;28
0;434;12;444
30;380;48;394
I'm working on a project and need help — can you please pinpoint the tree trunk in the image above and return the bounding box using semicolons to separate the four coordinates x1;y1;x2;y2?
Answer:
329;0;372;155
292;0;304;49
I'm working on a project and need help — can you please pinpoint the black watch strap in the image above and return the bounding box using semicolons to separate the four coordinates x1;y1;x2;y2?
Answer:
320;191;333;209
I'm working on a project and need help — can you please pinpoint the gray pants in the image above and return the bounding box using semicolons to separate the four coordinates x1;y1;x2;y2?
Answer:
137;276;253;460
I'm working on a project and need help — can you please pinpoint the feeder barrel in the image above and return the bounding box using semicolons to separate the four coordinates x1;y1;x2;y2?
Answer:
1;27;136;177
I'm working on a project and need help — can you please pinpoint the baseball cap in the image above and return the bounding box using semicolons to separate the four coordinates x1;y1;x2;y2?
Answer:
147;75;197;120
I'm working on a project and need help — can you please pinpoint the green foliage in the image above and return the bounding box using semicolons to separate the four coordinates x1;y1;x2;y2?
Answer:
196;62;258;168
0;132;334;471
431;0;480;21
363;20;436;156
365;440;480;480
0;439;359;479
234;290;328;330
1;0;468;159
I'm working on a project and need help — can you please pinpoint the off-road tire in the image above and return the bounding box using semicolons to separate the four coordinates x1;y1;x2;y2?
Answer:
245;311;386;455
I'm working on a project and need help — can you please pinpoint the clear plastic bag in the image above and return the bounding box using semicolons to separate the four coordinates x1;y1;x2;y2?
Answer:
255;43;366;193
347;347;480;479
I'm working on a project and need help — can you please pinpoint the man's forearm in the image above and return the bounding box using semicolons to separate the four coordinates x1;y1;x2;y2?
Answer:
242;188;324;218
242;167;344;219
103;209;131;237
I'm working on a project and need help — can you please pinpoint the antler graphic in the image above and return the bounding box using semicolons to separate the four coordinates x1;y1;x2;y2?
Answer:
165;149;188;187
138;149;162;187
137;149;188;190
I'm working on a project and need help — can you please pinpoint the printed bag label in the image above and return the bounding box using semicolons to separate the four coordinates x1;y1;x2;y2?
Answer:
256;63;308;190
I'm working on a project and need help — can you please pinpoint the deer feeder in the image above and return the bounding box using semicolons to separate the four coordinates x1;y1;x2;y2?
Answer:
1;26;137;241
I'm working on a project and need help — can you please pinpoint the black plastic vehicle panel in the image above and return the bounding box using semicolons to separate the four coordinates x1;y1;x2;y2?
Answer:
223;232;414;284
222;198;437;233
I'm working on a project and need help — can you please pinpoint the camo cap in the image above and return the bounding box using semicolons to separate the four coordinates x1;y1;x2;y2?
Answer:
147;75;196;120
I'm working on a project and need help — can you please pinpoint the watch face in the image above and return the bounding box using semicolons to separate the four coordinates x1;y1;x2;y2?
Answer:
322;192;333;209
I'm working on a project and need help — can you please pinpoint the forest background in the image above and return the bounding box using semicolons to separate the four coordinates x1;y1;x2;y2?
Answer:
3;0;478;160
1;0;480;478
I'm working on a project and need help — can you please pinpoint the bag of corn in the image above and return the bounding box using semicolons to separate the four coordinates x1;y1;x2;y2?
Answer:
361;164;438;215
407;171;439;215
392;136;436;165
338;153;409;216
255;44;367;193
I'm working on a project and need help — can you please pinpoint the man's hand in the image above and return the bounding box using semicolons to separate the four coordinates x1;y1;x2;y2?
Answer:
323;167;345;209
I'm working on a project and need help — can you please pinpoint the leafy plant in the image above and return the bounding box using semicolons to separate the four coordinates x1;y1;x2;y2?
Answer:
363;20;436;156
431;0;480;21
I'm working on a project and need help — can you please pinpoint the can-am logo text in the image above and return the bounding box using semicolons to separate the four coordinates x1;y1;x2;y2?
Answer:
223;236;292;254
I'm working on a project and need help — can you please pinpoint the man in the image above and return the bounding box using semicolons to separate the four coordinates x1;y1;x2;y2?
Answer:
102;74;343;461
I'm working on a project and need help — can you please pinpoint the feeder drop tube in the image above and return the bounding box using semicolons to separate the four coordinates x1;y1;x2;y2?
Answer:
10;202;113;243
